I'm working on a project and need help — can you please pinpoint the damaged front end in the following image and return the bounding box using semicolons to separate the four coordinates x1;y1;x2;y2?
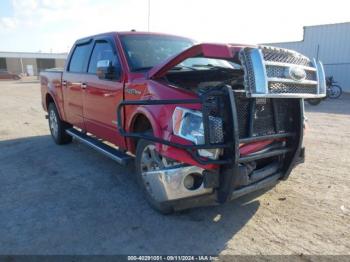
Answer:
117;44;326;208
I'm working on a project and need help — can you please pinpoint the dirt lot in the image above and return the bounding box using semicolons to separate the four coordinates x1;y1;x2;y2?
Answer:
0;79;349;255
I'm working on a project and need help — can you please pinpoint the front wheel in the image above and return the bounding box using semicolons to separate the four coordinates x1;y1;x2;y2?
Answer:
135;139;174;214
307;98;322;106
328;85;342;99
48;103;72;145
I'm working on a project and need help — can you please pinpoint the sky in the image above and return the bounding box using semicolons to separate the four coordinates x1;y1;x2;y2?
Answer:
0;0;349;53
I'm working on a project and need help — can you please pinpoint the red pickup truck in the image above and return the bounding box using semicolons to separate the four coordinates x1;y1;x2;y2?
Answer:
41;31;326;213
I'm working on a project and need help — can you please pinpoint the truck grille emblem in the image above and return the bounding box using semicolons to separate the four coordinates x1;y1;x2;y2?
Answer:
286;67;307;81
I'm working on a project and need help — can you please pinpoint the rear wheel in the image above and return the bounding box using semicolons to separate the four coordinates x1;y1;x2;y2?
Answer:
135;139;174;214
48;103;72;145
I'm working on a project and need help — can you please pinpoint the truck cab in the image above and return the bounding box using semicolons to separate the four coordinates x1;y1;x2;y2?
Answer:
41;31;326;213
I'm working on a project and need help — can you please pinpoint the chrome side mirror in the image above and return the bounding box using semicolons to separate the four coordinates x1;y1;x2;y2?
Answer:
96;60;120;80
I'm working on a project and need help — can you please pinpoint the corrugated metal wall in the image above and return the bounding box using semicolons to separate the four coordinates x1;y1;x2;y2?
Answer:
266;22;350;92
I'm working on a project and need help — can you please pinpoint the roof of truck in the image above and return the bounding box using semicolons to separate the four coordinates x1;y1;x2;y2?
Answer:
75;31;194;45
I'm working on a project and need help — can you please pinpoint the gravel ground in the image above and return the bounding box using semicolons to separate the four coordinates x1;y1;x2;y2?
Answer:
0;80;349;255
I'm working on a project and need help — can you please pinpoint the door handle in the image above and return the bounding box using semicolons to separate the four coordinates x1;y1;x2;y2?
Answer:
62;80;67;87
81;83;87;89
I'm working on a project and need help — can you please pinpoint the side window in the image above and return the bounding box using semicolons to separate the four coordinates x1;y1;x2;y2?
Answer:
88;41;121;79
68;43;91;73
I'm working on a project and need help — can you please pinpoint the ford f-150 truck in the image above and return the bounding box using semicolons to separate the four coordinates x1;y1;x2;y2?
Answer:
41;31;326;213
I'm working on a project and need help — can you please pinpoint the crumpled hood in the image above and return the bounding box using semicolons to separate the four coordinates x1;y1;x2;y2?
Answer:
148;43;254;79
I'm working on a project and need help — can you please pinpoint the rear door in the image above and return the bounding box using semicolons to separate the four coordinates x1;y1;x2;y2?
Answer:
63;40;92;129
83;38;126;148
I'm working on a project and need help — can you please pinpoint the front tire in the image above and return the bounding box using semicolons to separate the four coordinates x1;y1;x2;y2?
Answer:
307;98;322;106
135;139;174;214
48;103;72;145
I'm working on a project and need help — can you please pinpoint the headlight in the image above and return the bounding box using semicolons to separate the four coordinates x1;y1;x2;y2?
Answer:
172;107;223;159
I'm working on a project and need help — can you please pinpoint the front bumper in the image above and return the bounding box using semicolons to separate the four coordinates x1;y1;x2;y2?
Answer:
141;165;212;202
142;146;305;206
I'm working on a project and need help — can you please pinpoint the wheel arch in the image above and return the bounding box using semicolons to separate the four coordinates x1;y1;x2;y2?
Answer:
45;92;65;120
127;109;162;153
45;93;55;109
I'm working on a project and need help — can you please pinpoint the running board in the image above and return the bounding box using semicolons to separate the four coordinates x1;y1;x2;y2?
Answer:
66;128;132;165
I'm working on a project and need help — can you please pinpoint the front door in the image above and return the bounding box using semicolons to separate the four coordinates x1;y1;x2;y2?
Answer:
83;39;126;149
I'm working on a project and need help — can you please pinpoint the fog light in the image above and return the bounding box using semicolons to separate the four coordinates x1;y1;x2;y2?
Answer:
184;175;195;190
183;173;203;190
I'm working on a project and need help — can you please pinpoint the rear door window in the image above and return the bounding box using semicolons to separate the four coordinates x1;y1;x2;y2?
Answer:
68;43;91;73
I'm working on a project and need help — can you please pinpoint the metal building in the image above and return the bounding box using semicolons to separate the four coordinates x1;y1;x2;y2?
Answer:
265;22;350;92
0;51;67;76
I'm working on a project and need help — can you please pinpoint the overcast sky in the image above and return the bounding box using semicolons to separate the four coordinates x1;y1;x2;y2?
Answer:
0;0;349;53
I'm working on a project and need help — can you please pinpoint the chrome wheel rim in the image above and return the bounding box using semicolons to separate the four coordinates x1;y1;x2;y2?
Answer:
140;144;166;197
49;109;58;138
140;144;180;197
141;144;164;172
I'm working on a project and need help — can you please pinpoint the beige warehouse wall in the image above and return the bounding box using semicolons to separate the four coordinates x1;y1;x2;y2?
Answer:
5;58;22;74
55;59;66;68
5;58;38;75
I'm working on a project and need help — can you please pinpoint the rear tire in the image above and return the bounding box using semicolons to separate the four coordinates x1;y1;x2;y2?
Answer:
48;103;72;145
135;138;174;214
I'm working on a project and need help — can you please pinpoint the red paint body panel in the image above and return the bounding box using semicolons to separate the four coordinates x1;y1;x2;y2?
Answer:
40;31;265;169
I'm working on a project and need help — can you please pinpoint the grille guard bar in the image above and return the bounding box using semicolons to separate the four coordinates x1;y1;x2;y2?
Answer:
116;92;232;165
116;86;298;166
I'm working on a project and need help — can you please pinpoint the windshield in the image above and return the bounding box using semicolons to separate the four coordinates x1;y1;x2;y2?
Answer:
120;35;194;71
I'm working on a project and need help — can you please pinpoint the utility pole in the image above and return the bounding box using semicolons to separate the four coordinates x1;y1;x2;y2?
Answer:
147;0;151;32
20;57;24;75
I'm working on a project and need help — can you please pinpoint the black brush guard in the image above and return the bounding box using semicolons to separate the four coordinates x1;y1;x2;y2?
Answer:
116;86;304;203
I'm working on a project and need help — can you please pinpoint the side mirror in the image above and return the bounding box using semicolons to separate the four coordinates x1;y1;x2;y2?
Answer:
96;60;120;80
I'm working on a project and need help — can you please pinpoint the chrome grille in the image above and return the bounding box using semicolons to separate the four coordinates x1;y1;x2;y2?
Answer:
269;82;317;94
262;47;311;66
240;48;256;96
266;65;316;81
239;46;326;98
